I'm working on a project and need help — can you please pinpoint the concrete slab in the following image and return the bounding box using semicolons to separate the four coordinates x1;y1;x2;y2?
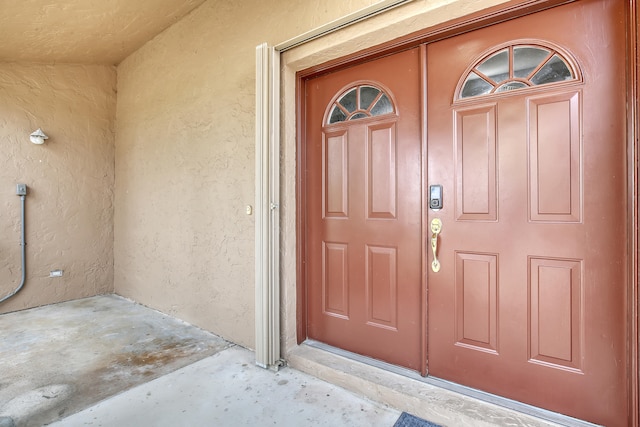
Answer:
0;295;231;427
287;344;566;427
0;295;583;427
50;346;402;427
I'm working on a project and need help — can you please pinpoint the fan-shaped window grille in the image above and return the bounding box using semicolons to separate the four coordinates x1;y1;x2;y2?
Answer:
328;85;395;124
459;44;578;99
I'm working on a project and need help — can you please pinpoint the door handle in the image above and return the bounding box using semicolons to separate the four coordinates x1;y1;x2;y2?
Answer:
430;218;442;272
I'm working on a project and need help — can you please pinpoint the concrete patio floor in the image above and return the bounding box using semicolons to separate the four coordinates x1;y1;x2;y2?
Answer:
0;295;587;427
48;345;402;427
0;295;406;427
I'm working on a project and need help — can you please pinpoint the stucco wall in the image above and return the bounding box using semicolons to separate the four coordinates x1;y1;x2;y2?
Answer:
0;63;116;313
114;0;515;348
114;0;385;347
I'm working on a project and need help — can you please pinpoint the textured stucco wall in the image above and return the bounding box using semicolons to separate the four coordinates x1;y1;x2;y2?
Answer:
114;0;510;348
0;63;116;313
114;0;381;348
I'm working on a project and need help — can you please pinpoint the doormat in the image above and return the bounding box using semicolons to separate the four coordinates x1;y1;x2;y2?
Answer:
393;412;442;427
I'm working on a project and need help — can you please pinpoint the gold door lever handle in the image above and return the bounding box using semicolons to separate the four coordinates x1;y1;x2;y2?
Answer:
430;218;442;272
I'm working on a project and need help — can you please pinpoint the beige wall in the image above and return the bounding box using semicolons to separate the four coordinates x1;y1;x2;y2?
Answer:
114;0;512;349
0;0;513;345
0;63;116;313
114;0;382;347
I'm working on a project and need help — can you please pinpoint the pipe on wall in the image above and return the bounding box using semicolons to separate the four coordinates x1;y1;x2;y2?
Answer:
1;189;27;303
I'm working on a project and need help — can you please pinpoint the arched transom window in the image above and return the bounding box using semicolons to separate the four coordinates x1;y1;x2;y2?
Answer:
458;43;579;99
327;84;395;124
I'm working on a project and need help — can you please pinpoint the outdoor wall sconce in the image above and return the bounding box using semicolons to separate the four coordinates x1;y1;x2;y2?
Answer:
29;128;48;145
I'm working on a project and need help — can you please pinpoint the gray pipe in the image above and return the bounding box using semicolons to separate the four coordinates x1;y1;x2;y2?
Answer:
0;194;26;303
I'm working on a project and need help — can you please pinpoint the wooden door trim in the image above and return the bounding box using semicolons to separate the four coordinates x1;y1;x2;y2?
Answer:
295;1;639;422
628;1;639;424
295;69;307;344
419;43;428;376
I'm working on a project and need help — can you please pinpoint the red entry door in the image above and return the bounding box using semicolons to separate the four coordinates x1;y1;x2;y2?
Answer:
427;1;628;425
305;48;423;371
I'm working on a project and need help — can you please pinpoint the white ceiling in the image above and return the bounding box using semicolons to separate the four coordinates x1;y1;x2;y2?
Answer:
0;0;208;64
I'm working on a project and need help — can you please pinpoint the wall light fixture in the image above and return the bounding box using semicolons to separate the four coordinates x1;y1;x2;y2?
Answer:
29;128;48;145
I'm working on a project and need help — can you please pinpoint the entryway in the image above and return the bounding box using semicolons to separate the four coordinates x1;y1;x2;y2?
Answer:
300;0;630;425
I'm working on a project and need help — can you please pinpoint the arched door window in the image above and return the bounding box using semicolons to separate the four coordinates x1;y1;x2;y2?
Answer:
457;42;581;99
326;84;396;125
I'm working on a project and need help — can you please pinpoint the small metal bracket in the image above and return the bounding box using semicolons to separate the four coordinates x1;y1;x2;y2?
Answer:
16;184;27;196
270;203;279;211
270;359;286;371
256;358;286;372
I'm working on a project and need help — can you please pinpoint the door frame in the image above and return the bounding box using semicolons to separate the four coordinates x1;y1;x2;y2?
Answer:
295;0;639;423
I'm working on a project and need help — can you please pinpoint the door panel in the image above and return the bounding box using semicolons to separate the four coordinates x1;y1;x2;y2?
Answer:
454;103;497;221
427;1;627;425
305;48;423;371
528;91;581;221
454;252;498;353
529;257;583;370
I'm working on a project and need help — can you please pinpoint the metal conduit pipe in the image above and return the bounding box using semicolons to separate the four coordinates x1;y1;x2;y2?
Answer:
1;186;27;303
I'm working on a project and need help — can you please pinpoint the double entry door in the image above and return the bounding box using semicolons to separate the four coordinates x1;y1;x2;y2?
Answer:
303;1;628;425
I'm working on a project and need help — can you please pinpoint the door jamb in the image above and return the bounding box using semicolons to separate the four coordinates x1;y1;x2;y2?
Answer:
419;43;428;376
627;1;639;424
295;1;639;422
